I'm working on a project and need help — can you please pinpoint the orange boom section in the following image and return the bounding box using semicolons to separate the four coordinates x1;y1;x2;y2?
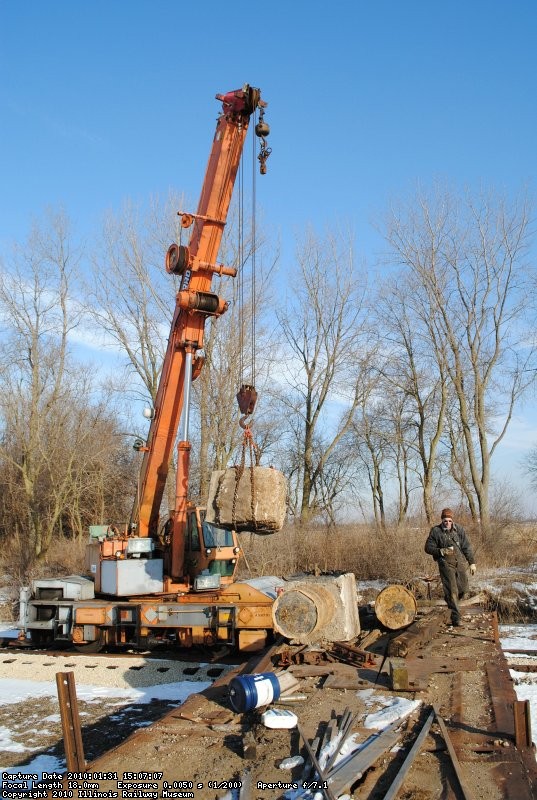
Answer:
133;87;267;570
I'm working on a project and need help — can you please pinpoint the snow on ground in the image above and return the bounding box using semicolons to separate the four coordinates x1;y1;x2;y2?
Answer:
474;563;537;613
0;671;212;776
0;675;211;708
499;623;537;754
499;624;537;653
362;696;422;730
0;623;214;777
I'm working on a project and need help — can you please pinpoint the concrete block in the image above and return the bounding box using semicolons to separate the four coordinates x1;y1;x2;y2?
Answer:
205;466;287;533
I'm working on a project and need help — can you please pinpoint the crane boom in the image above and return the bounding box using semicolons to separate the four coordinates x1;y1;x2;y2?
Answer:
133;86;267;562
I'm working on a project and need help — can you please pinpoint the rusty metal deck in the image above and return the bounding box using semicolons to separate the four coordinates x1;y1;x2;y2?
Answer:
61;607;536;799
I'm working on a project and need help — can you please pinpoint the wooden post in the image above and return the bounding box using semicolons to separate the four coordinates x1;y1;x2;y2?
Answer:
56;671;85;770
514;699;533;748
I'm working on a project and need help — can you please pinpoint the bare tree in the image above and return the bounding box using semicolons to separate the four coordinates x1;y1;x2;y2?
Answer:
524;445;537;488
382;187;535;533
374;272;449;522
0;211;78;557
0;211;134;564
276;227;372;524
446;402;479;519
88;195;184;404
352;396;389;530
87;195;185;514
88;197;279;507
384;391;415;525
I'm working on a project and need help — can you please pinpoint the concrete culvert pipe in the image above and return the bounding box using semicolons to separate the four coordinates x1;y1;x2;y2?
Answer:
272;573;360;644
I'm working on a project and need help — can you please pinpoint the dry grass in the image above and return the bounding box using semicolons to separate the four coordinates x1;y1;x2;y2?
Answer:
237;522;433;583
2;518;535;622
238;519;537;582
452;518;537;570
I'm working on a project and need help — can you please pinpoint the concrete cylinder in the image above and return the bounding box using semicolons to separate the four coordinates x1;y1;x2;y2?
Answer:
375;584;417;630
272;583;337;641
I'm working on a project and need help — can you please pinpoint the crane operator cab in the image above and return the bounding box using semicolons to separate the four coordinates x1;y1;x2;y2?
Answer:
185;506;241;590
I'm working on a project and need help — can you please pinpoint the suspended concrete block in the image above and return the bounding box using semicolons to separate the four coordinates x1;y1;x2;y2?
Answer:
205;465;287;534
271;573;360;644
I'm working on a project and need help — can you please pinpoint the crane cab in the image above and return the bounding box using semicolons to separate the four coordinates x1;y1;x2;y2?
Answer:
185;506;240;589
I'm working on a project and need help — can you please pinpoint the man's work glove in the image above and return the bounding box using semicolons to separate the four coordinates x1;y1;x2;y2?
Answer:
440;547;454;557
469;563;477;575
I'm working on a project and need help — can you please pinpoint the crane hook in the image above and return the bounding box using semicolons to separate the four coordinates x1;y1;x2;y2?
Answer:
237;384;258;432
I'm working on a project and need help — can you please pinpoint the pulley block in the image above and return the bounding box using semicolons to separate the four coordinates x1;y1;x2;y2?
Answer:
237;384;258;416
255;120;270;138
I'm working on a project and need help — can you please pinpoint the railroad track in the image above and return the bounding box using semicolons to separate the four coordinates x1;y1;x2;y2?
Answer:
0;638;278;698
0;637;245;664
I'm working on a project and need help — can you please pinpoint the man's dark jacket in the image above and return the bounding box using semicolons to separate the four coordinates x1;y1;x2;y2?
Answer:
425;522;475;564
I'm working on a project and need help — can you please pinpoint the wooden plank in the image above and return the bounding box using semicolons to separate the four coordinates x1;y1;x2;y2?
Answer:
387;609;446;658
324;670;361;689
276;671;302;695
323;666;391;691
289;665;338;677
357;628;383;650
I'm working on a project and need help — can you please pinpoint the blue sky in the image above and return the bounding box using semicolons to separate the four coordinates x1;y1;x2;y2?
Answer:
1;1;537;508
2;1;535;245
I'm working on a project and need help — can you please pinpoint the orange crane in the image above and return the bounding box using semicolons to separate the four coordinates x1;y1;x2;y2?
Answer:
19;85;279;653
133;83;270;588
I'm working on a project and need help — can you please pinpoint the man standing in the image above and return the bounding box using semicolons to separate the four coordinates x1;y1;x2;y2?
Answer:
425;508;477;627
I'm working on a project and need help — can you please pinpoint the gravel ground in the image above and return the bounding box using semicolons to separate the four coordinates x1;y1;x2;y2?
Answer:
0;651;232;770
0;651;228;688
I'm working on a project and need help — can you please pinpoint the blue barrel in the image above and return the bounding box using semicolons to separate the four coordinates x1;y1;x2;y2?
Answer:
229;672;281;712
